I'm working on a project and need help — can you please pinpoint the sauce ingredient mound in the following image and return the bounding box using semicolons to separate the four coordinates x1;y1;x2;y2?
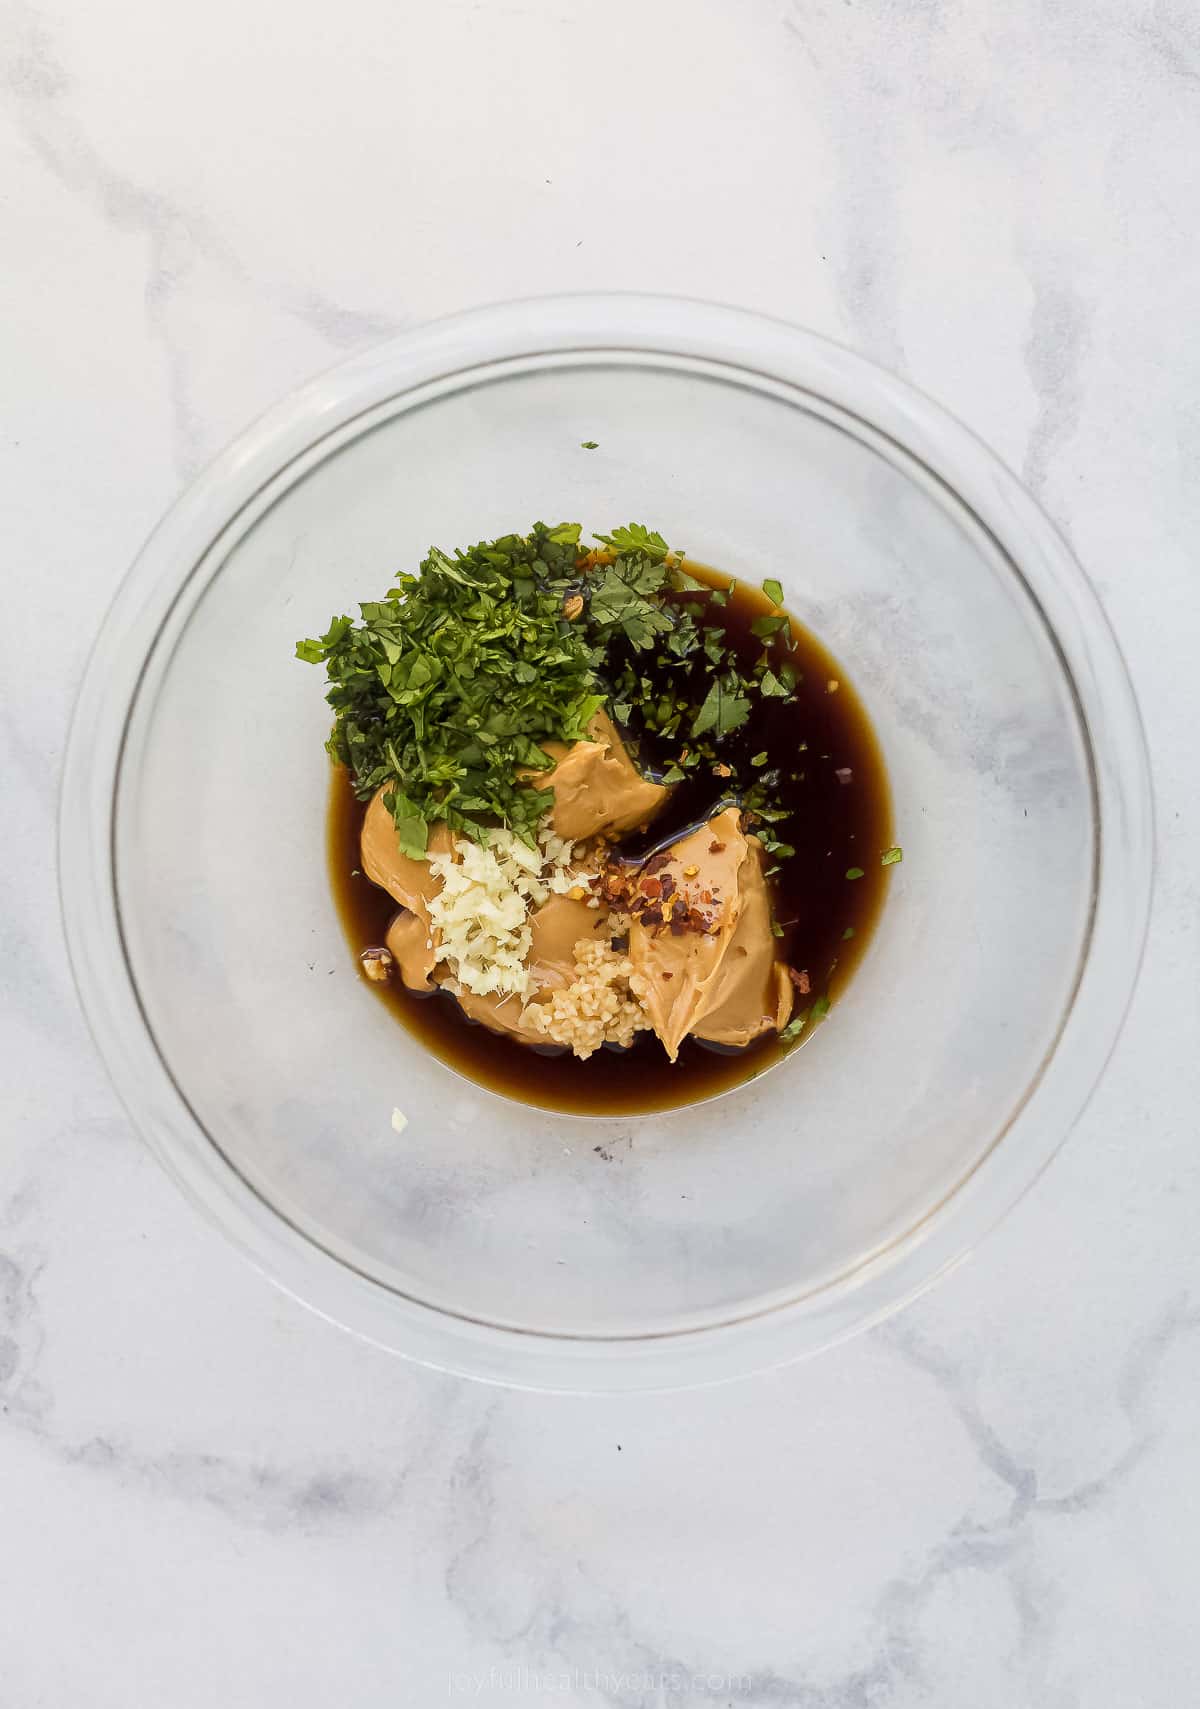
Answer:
301;523;896;1098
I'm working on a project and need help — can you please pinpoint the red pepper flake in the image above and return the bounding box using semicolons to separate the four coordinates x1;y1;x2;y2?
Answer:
661;971;674;980
713;763;733;779
789;968;811;994
670;918;686;935
644;853;671;876
642;877;662;900
835;767;853;785
641;907;663;926
708;841;726;854
659;873;676;898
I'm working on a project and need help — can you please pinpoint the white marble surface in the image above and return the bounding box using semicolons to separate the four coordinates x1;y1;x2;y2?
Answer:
3;0;1199;1701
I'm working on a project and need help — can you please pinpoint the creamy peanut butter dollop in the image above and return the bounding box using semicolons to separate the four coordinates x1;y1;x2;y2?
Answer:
532;708;668;842
626;807;793;1061
361;799;455;991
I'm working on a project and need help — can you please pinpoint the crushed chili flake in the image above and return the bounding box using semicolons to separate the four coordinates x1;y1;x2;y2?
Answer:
708;841;726;854
661;971;674;980
789;968;811;994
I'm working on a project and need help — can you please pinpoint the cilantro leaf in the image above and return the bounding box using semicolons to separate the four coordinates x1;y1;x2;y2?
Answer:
593;523;673;562
881;846;903;866
750;615;788;641
780;1009;809;1042
762;577;783;606
691;675;751;739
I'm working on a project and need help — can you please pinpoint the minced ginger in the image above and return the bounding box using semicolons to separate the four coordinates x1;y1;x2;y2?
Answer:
525;934;650;1059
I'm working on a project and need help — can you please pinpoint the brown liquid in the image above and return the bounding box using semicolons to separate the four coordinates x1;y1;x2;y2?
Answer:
328;561;892;1116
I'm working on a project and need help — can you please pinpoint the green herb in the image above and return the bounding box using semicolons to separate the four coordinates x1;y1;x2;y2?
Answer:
580;440;599;450
669;566;708;593
758;668;789;699
812;994;831;1019
846;866;865;881
750;614;787;641
771;921;785;939
750;751;768;767
297;522;604;852
586;553;674;651
593;523;673;563
780;1009;809;1042
691;675;752;739
660;763;686;784
842;926;856;940
881;845;903;866
762;577;783;606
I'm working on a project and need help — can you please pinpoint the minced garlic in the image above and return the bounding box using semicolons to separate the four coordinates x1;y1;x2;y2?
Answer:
426;822;586;998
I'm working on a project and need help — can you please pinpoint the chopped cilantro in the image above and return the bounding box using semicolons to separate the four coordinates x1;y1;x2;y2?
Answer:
750;751;768;767
580;440;599;449
298;522;603;850
762;577;783;606
586;554;674;651
593;523;673;563
780;1009;809;1042
669;566;708;593
691;675;751;739
846;866;865;881
881;846;903;866
750;615;787;641
842;926;856;940
812;995;831;1019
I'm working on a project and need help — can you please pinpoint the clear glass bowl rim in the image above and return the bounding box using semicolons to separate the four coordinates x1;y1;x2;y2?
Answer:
59;292;1154;1392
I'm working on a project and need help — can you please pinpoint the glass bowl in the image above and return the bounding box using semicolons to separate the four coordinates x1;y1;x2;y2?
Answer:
60;295;1153;1391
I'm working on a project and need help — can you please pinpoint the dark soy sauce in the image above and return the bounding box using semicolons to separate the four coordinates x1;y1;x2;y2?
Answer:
328;561;892;1116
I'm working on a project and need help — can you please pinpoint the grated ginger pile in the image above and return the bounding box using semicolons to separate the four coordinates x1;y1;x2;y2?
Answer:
525;934;650;1059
